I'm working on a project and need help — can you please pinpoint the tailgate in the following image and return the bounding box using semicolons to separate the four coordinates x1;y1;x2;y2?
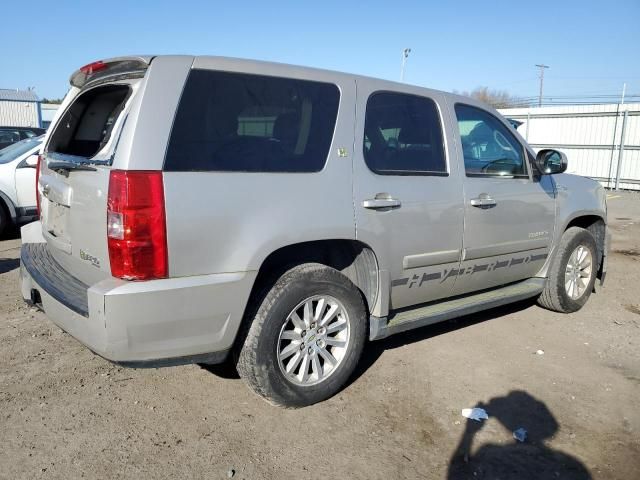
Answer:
39;165;112;285
39;59;148;285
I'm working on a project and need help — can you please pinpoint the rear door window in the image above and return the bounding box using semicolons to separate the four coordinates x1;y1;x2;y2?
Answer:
164;70;340;172
363;92;447;175
47;84;130;159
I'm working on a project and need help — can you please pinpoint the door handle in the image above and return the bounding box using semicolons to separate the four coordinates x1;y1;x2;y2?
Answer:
362;194;401;210
470;193;497;208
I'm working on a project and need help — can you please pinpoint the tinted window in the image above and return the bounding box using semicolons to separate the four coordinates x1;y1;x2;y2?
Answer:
0;129;20;143
164;70;340;172
455;104;526;177
0;136;42;164
363;92;446;175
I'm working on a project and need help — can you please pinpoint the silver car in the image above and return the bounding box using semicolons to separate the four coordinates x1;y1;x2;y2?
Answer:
20;56;609;407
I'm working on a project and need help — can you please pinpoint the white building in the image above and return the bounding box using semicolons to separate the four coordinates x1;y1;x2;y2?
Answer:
40;103;60;129
0;89;42;127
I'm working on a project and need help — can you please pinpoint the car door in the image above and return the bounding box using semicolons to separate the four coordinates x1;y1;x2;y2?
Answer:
15;150;38;207
450;102;556;296
353;82;465;311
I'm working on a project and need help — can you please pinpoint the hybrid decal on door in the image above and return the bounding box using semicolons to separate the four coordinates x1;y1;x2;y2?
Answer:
391;252;549;288
529;231;549;239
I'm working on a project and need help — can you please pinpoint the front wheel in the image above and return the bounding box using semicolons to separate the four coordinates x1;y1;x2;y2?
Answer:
236;263;367;407
538;227;598;313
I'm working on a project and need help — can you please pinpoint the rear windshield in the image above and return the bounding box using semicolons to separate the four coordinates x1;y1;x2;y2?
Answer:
164;70;340;172
47;84;130;158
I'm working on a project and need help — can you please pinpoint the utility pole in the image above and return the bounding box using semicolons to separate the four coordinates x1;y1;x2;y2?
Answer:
400;48;411;82
535;64;549;107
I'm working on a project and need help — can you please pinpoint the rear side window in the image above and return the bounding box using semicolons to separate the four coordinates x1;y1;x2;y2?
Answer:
48;85;130;158
165;70;340;173
363;92;446;175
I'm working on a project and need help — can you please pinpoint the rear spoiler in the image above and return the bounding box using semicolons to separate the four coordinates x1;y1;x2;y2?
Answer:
69;56;154;88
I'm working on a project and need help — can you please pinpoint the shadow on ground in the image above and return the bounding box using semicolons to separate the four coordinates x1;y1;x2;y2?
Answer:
447;390;591;479
0;225;20;241
350;298;538;385
201;299;539;385
0;258;20;274
200;360;240;379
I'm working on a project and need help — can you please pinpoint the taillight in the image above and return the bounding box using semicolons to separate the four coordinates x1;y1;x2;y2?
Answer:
80;60;107;75
107;170;168;280
35;154;42;218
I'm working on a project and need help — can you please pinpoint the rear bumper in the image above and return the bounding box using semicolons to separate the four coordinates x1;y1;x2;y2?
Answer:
20;222;256;366
16;206;38;225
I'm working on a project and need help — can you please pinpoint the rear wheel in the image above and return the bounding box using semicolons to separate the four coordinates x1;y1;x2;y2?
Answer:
538;227;597;313
236;263;367;407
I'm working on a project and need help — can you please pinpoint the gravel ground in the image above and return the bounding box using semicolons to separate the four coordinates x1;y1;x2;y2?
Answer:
0;191;639;480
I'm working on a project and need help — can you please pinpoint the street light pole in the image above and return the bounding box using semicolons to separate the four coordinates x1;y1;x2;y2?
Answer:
400;48;411;82
535;64;549;107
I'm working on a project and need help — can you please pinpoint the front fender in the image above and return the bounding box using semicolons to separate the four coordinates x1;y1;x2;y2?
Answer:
536;174;607;278
554;173;607;230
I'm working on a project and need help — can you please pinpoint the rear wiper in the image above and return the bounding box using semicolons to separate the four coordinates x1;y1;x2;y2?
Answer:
48;160;97;176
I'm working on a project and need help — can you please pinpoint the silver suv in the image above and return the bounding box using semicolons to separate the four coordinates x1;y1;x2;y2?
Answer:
20;56;609;407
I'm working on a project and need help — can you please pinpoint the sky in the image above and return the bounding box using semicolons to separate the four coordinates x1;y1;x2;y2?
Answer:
2;0;639;102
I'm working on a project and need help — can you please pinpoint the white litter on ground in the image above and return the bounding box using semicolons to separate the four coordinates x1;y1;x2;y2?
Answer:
513;427;528;442
461;408;488;422
536;349;545;355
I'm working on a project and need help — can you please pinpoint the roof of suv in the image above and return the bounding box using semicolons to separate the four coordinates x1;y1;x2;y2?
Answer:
185;54;481;107
93;54;465;103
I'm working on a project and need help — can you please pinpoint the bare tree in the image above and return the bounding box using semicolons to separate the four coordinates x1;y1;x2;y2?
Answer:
454;87;521;108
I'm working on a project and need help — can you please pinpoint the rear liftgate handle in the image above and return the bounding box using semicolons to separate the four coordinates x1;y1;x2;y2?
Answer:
470;193;497;209
362;193;402;210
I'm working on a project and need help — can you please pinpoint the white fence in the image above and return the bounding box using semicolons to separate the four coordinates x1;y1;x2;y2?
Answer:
498;103;640;190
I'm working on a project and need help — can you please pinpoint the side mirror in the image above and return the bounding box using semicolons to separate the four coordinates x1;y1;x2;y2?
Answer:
535;149;567;174
17;154;38;169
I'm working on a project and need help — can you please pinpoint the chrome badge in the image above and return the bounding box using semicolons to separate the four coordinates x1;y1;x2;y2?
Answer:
80;249;101;269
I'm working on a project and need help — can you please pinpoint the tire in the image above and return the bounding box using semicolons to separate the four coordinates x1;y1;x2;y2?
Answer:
0;205;7;237
235;263;367;407
537;227;598;313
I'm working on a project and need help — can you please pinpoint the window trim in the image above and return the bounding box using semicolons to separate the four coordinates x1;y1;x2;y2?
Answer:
363;90;449;177
454;102;529;180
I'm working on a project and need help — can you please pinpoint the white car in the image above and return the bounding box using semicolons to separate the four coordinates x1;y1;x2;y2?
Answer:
0;135;42;235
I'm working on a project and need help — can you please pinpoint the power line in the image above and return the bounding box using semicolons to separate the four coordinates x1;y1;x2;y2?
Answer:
535;64;550;107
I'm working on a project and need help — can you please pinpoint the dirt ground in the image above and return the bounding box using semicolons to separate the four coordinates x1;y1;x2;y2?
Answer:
1;192;639;480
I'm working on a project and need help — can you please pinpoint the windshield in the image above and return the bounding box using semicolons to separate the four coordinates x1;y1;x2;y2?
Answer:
0;136;43;164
